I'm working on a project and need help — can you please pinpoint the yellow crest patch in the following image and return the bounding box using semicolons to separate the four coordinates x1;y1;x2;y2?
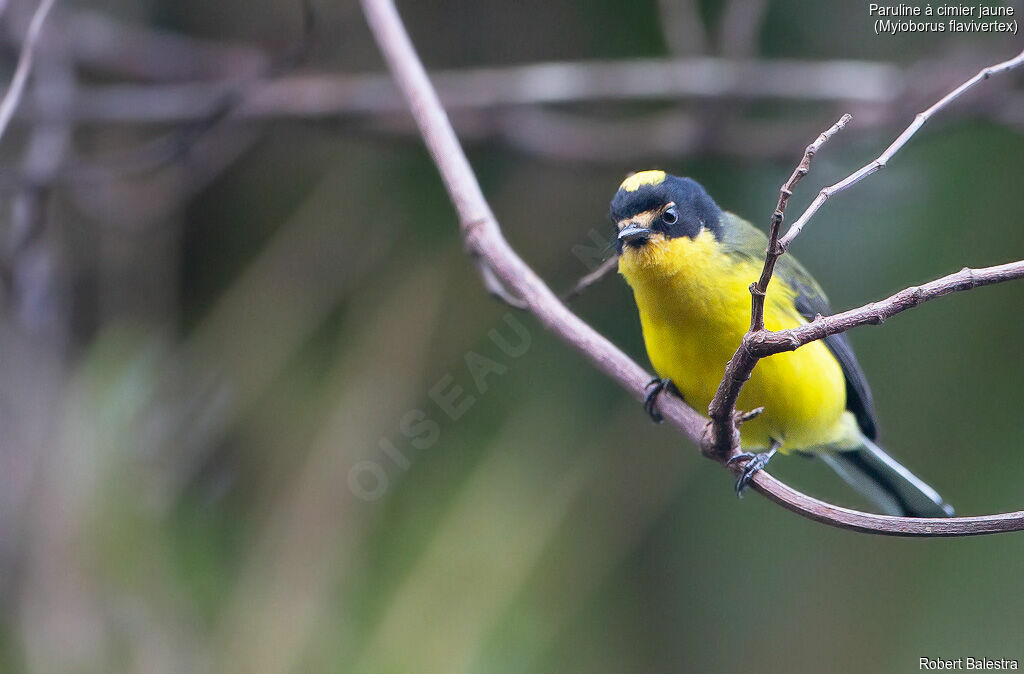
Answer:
619;170;666;192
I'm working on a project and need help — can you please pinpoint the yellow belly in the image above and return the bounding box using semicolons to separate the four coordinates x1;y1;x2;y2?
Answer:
620;231;851;452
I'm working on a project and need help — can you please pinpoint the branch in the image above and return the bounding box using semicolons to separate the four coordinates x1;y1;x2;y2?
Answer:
562;255;618;302
361;0;1024;536
360;0;709;441
3;47;74;339
0;0;57;144
31;57;906;125
778;48;1024;251
710;46;1024;456
704;113;851;456
709;260;1024;461
704;46;1024;533
749;113;850;333
761;261;1024;352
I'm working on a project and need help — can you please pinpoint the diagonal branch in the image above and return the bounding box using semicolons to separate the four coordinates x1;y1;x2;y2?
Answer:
360;0;708;437
0;0;58;145
562;255;618;302
361;0;1024;536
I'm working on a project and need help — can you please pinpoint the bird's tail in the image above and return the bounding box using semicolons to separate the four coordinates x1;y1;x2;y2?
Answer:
818;435;954;518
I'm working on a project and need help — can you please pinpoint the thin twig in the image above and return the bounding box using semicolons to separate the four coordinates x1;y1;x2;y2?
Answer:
0;0;58;144
563;255;618;302
362;0;1024;536
749;113;850;333
778;47;1024;252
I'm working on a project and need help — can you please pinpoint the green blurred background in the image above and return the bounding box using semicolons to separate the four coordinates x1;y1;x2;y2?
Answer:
1;0;1023;672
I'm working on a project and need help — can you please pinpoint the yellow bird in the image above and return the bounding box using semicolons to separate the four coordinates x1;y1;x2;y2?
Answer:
613;170;953;517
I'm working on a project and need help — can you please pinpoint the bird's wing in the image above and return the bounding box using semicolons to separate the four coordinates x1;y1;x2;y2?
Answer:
789;278;878;440
720;213;879;439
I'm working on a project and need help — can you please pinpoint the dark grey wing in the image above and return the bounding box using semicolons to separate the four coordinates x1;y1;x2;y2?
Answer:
791;279;878;440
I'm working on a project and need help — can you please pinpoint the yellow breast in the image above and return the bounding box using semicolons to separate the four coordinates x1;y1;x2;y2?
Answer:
618;230;851;451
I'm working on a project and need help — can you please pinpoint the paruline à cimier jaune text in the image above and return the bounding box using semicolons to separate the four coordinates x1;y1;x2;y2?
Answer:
870;3;1017;35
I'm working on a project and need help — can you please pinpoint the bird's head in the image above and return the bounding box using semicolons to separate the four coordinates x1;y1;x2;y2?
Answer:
610;171;723;255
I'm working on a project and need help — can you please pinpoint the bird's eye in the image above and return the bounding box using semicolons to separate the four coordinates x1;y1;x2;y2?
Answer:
661;207;678;225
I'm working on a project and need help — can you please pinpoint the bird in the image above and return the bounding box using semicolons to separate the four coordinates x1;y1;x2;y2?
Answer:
611;170;954;517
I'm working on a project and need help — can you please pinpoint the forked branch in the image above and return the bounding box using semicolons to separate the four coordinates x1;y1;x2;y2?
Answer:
706;46;1024;491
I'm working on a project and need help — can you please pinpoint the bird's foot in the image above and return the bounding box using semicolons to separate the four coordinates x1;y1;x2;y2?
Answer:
643;377;680;424
726;444;779;497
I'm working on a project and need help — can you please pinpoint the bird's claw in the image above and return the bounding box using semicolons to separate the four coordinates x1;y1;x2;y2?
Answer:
643;377;679;424
727;448;777;497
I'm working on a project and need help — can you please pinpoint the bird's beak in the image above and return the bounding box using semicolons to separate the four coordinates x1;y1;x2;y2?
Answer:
617;225;651;244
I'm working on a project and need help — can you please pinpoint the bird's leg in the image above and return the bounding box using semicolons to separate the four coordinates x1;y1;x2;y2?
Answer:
727;439;781;497
643;377;681;423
